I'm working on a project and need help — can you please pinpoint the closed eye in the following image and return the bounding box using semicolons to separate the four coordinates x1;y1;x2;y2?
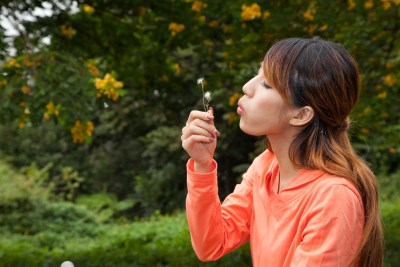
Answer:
261;81;272;89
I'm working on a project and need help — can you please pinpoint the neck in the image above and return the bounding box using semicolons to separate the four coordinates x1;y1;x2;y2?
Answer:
267;133;299;188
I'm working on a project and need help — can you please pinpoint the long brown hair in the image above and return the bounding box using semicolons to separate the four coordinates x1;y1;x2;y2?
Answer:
263;37;384;267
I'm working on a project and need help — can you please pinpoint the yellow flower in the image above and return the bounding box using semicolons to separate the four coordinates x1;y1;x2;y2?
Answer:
303;8;315;21
348;0;356;10
173;63;181;75
168;22;185;36
263;10;271;19
18;121;25;129
364;0;374;9
393;0;400;5
377;91;387;99
192;1;206;12
319;24;328;31
71;120;94;143
60;25;76;38
381;0;391;9
94;73;124;101
389;147;396;154
86;121;94;137
5;58;20;68
383;74;396;86
21;85;32;94
241;3;262;21
43;113;51;120
43;101;61;120
83;4;94;14
229;93;242;106
87;62;100;77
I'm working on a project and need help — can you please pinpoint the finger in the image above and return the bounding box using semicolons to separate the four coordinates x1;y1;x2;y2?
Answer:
182;123;215;140
186;110;214;125
183;119;219;139
182;135;214;149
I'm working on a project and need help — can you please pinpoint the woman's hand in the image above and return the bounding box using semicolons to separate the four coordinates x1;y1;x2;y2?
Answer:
181;108;220;173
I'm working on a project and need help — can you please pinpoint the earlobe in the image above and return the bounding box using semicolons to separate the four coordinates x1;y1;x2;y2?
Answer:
290;106;314;126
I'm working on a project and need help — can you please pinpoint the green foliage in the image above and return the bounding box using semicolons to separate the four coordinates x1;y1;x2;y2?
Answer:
75;193;137;222
0;0;399;216
382;200;400;267
0;161;51;212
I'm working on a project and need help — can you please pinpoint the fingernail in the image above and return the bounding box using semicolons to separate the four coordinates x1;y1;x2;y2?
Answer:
215;130;221;136
206;115;214;120
209;137;214;142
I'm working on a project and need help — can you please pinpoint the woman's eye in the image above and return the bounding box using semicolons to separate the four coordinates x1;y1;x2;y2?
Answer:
261;81;272;89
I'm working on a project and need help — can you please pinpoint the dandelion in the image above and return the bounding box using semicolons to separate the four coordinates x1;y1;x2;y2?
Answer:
197;77;210;111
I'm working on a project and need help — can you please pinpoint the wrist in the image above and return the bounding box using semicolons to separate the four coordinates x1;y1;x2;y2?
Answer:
194;160;213;173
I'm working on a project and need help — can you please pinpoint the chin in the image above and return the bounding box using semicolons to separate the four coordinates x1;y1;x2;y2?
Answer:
239;121;264;136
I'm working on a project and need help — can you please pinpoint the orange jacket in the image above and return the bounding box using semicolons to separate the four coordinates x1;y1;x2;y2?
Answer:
186;150;364;267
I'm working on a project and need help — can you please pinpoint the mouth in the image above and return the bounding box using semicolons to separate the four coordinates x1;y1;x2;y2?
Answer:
237;101;244;115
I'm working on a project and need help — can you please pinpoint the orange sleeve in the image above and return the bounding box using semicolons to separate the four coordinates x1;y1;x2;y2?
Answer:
186;158;254;261
290;183;364;266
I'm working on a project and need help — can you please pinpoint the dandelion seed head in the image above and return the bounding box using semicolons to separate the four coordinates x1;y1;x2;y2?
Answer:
204;91;211;101
197;77;204;85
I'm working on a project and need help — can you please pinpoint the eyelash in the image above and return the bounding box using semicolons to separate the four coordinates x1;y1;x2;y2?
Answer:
261;81;272;89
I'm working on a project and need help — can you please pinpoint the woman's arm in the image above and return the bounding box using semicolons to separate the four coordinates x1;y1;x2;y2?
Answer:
186;158;254;261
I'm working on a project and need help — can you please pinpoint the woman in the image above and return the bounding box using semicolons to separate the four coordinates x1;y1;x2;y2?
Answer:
181;38;384;267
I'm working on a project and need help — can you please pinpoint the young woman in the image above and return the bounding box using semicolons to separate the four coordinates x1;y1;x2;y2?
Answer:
181;38;384;267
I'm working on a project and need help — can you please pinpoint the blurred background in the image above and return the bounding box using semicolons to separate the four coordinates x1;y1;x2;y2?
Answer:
0;0;399;266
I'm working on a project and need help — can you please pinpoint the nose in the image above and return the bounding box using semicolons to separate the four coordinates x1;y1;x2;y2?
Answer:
242;77;254;97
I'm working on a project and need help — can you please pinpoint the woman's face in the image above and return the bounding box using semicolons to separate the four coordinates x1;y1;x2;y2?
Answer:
237;66;294;137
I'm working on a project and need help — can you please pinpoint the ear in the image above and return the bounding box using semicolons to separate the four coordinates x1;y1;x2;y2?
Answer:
289;106;314;127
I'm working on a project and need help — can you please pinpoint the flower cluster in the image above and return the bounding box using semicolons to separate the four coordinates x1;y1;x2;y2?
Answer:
192;1;206;12
70;120;94;143
94;73;124;101
87;62;100;77
303;8;316;21
241;4;261;21
384;74;396;86
364;0;374;9
168;22;185;36
43;101;61;120
60;25;76;38
5;58;20;68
